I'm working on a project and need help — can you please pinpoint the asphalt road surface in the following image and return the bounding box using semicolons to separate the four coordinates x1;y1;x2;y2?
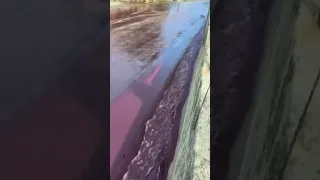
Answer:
110;1;209;101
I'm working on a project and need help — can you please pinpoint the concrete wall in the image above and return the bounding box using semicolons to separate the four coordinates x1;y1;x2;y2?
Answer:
226;1;320;179
227;0;300;179
282;2;320;179
168;1;320;180
0;0;107;122
167;14;210;180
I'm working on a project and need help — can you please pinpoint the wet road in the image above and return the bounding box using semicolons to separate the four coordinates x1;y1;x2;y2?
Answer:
110;1;209;179
110;1;209;101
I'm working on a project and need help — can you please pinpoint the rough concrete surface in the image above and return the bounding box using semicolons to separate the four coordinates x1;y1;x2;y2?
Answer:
167;16;210;180
191;24;210;180
282;2;320;180
167;0;320;180
205;0;300;179
209;0;284;178
226;0;299;179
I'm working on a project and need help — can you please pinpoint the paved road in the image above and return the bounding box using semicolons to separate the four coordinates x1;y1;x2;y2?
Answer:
110;1;209;101
110;1;209;179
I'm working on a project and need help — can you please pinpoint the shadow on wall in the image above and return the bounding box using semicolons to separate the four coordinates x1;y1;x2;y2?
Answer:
209;0;299;179
282;2;320;180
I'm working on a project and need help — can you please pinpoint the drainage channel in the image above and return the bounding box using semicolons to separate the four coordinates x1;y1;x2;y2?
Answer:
122;25;206;180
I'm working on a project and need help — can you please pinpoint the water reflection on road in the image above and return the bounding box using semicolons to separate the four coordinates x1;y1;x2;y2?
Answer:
110;1;209;101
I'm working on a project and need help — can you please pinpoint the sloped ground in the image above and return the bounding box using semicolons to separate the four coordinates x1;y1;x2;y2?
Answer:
167;17;210;180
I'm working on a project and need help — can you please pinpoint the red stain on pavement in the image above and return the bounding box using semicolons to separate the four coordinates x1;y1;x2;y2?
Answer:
144;64;162;86
110;64;165;179
110;90;142;167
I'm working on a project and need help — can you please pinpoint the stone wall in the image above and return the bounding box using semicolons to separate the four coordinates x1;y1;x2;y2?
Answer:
0;0;107;122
